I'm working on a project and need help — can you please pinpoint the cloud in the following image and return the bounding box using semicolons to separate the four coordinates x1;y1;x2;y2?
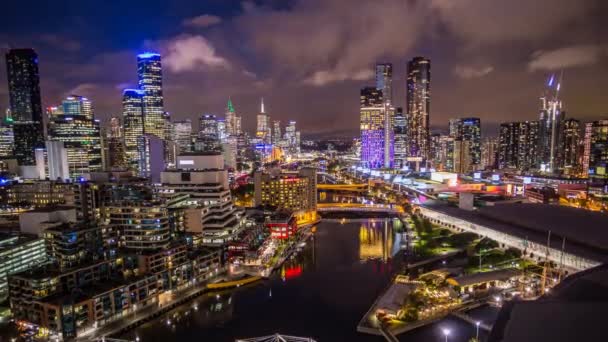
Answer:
39;34;81;51
66;83;97;97
431;0;594;43
304;69;373;86
162;35;230;73
236;0;427;85
453;65;494;79
528;45;606;71
182;14;222;28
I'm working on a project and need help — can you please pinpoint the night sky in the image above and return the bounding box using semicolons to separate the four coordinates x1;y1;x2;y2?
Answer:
1;0;607;137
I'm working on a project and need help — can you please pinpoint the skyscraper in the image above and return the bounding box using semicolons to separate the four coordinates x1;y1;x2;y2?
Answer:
256;98;271;144
480;137;498;170
584;119;608;179
360;87;385;168
450;118;481;169
538;74;564;173
453;139;471;174
0;117;14;158
498;121;539;170
122;89;145;167
47;95;102;177
273;120;282;145
225;98;237;136
172;120;193;153
106;116;127;170
376;63;393;106
5;49;45;165
561;118;580;174
137;52;165;139
393;107;408;169
406;57;431;162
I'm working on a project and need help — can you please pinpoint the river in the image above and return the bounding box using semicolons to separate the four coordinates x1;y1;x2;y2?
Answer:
120;217;498;342
121;219;400;341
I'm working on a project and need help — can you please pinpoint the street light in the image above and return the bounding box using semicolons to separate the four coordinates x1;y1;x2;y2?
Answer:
476;321;480;340
442;328;450;342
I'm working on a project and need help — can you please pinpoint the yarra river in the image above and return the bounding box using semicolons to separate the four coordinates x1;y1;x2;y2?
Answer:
121;219;499;342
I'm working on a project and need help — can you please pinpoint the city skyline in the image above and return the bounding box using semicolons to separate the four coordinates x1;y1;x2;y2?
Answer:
0;0;607;136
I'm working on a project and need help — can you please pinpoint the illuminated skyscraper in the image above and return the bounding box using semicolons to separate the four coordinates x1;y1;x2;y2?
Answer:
172;120;192;153
196;114;221;152
393;108;408;169
538;74;564;173
284;120;300;154
199;114;218;140
406;57;431;162
5;48;45;165
376;63;393;106
498;121;539;170
137;52;165;139
0;117;14;157
225;98;238;136
256;98;271;144
106;116;127;170
453;139;471;174
584;119;608;179
481;137;498;170
273;120;282;145
560;118;580;175
360;87;385;168
62;95;93;120
47;95;102;177
122;89;145;168
449;117;481;169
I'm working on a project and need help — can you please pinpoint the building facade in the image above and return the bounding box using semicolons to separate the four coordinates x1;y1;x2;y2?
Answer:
406;56;431;162
5;49;45;165
137;53;165;139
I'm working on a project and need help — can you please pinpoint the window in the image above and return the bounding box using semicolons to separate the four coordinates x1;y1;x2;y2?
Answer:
181;172;191;182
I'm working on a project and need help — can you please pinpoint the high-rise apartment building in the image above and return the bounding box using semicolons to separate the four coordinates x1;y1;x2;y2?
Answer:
122;89;145;167
172;119;193;153
360;87;386;168
498;121;539;170
480;137;498;170
393;107;408;169
137;53;165;139
406;56;431;162
584;119;608;179
453;139;471;174
561;118;580;175
5;49;45;165
449;117;481;169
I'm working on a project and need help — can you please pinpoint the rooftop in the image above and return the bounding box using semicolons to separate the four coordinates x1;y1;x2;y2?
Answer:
421;201;608;264
488;264;608;342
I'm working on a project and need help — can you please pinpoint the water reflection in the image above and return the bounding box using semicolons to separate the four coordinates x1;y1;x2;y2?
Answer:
359;219;402;262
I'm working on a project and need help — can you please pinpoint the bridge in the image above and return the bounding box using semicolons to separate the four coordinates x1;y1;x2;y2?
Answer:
317;202;402;213
316;183;368;192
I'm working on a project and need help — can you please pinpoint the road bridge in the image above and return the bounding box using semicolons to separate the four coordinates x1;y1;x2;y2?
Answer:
317;203;402;213
316;183;368;192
